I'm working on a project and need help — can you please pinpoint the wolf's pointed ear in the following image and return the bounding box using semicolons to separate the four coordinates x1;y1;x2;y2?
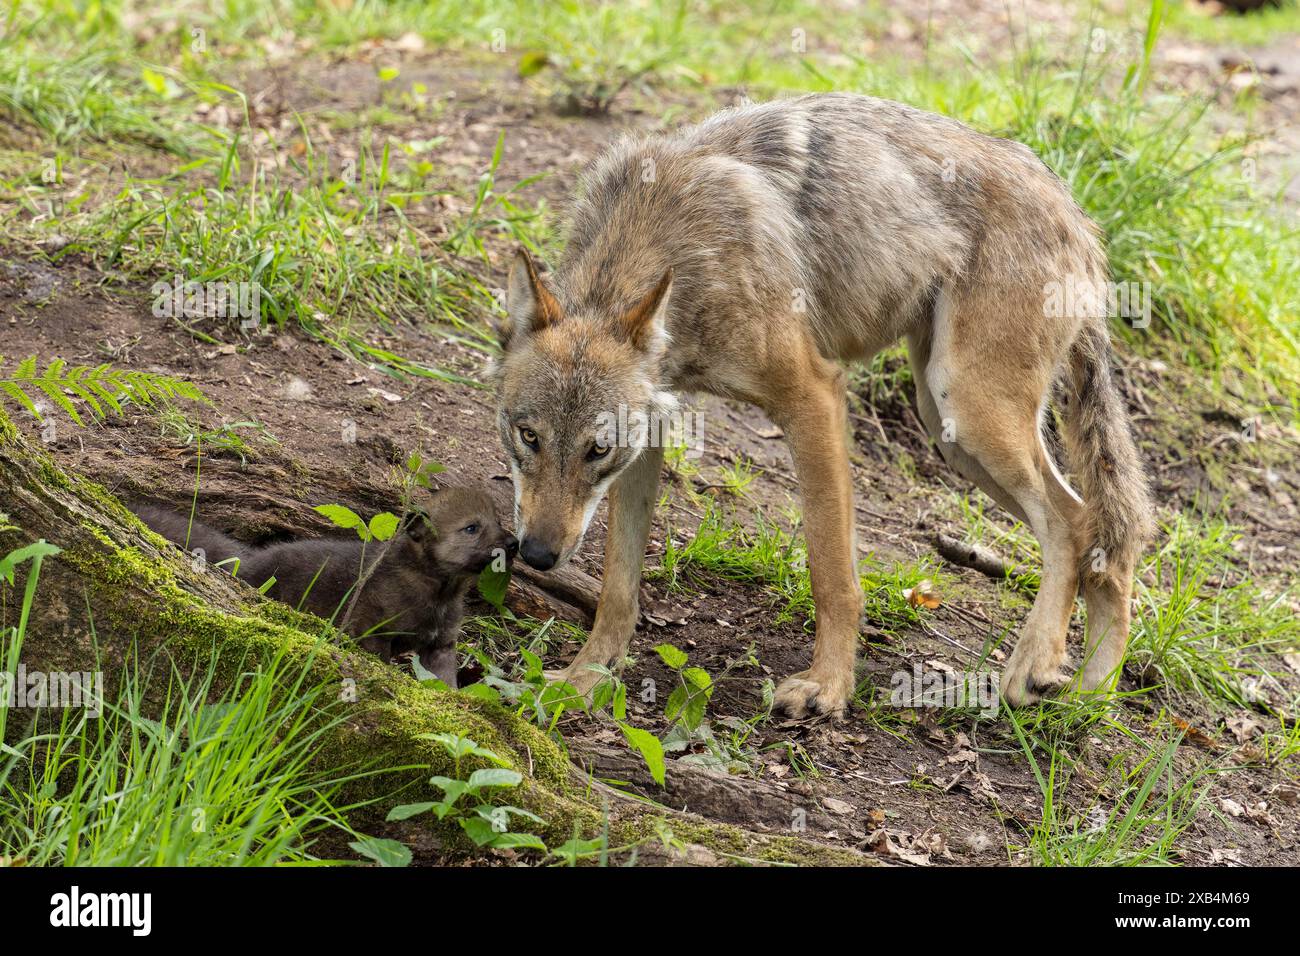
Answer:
504;248;562;348
619;267;673;354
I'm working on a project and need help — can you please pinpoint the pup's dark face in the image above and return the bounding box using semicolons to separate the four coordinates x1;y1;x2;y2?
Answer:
406;487;516;578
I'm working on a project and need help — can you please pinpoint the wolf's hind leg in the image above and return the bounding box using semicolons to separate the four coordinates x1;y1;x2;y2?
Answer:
908;294;1084;707
764;343;862;719
546;443;664;694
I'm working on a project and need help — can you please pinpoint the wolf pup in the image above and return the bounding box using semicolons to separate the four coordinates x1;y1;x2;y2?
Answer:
493;93;1152;717
136;488;516;688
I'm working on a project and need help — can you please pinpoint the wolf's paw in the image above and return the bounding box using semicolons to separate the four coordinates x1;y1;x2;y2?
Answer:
542;665;601;695
774;668;852;719
540;671;592;691
1000;642;1069;707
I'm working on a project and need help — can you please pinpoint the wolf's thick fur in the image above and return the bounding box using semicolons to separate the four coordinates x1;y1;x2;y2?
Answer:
496;93;1152;714
135;489;516;688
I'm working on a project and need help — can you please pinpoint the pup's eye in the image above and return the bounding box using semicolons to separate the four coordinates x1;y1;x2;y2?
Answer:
587;442;612;461
461;524;479;535
519;427;539;450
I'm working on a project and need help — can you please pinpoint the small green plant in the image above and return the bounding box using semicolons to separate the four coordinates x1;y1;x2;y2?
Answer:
654;642;714;733
157;409;278;465
627;643;760;780
313;503;401;544
311;502;401;634
653;503;813;625
443;132;545;262
715;455;757;498
386;732;546;853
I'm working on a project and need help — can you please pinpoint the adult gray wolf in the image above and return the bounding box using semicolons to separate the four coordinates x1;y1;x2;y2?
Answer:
493;93;1152;716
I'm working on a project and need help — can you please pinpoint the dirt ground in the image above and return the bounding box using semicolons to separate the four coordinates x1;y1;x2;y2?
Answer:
2;32;1299;866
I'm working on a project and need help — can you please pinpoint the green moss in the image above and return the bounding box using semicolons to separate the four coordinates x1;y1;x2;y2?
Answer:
6;406;875;864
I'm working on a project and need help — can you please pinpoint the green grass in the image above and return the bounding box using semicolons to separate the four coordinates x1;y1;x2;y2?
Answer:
949;488;1300;713
1129;512;1299;708
3;1;1296;408
652;501;952;633
1009;710;1212;865
1127;0;1300;46
62;132;521;377
0;546;372;865
2;0;1298;868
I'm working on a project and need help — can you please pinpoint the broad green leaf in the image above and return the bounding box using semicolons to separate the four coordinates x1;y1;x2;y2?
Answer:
313;504;365;537
477;565;510;611
460;683;501;704
467;768;522;790
430;776;469;807
682;667;713;692
619;722;665;787
654;644;688;670
349;836;411;868
0;540;62;584
368;511;399;541
385;802;435;822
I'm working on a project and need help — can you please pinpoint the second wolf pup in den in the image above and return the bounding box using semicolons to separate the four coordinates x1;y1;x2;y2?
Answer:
495;93;1152;717
136;488;516;688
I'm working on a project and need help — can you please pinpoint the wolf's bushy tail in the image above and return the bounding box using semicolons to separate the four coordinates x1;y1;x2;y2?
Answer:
1059;322;1154;577
133;503;248;571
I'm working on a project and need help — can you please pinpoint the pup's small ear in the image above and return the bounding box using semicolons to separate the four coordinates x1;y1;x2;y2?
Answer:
401;509;434;541
504;248;563;348
619;267;673;354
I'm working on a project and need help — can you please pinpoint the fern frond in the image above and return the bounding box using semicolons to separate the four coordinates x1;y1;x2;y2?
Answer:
0;355;206;425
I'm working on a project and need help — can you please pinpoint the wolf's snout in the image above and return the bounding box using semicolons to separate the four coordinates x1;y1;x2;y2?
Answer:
519;537;558;571
504;534;519;558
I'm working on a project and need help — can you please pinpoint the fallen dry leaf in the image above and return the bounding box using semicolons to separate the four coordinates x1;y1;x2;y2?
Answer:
904;578;942;610
1219;797;1245;817
1209;848;1244;866
1267;784;1298;806
945;732;979;766
643;600;691;627
1171;716;1218;750
1225;713;1261;744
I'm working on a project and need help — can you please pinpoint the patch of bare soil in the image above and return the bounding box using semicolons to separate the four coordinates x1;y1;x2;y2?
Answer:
2;47;1297;866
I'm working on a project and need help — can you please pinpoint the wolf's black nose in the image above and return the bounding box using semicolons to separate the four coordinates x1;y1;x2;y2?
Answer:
519;537;557;571
504;535;519;557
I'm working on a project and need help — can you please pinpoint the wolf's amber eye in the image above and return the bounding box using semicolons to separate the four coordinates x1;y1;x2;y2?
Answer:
587;442;612;461
519;427;539;450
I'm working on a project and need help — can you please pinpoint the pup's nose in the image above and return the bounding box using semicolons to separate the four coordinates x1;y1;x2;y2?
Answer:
519;537;557;571
504;535;518;557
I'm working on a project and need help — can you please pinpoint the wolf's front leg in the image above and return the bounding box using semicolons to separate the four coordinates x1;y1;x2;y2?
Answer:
547;443;665;694
768;356;862;719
